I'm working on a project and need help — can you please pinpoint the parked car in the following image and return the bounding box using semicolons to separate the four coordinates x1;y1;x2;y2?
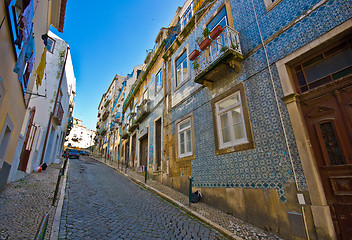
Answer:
79;150;89;156
68;149;79;159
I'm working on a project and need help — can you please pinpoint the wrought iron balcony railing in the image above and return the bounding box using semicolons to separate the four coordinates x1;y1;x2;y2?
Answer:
193;26;243;87
121;124;129;139
136;99;151;123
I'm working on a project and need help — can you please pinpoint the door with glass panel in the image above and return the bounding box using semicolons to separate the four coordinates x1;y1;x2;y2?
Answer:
295;37;352;240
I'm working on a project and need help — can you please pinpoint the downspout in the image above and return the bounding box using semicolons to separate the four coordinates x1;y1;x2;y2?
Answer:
40;46;70;164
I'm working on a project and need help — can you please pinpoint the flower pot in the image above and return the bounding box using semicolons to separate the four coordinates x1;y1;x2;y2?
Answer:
210;25;223;40
189;50;200;61
199;38;211;51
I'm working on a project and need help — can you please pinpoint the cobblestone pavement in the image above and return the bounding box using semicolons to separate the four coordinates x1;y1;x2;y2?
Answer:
59;156;230;239
101;157;282;240
0;162;62;240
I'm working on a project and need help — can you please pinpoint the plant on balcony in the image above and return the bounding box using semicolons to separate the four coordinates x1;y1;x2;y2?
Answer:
196;28;212;51
189;49;200;61
210;25;223;40
192;61;200;71
220;46;229;53
231;43;239;50
203;28;210;38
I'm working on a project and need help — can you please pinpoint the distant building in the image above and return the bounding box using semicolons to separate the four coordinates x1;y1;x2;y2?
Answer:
65;118;95;149
94;65;144;164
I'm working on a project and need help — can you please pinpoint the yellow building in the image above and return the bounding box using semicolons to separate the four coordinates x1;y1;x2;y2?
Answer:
0;0;68;189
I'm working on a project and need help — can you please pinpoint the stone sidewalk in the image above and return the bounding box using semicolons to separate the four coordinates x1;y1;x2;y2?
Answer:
0;161;63;240
94;156;282;240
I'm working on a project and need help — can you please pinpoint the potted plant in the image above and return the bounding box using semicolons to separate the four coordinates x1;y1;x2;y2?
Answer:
189;49;200;61
231;42;239;50
192;61;200;71
210;25;223;40
220;46;228;53
198;28;212;51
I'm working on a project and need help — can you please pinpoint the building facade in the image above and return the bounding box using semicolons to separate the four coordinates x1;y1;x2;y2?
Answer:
65;118;95;150
9;30;76;182
0;0;68;189
160;0;351;239
95;67;145;165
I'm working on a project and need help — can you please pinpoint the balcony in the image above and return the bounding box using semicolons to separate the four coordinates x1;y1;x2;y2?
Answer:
102;109;109;121
121;124;129;139
53;102;64;125
128;112;138;132
99;125;107;136
136;100;150;123
104;96;112;107
112;112;122;123
193;26;243;88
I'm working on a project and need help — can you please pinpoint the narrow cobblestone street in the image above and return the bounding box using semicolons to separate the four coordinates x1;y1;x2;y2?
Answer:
59;156;229;239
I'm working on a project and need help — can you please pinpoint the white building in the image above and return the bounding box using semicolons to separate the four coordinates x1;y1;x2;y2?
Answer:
9;31;76;181
65;118;95;149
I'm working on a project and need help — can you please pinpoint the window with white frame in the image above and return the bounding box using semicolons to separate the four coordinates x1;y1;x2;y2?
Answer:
176;50;189;87
206;6;228;31
142;84;148;101
177;118;192;158
215;92;247;149
181;4;193;30
156;69;163;93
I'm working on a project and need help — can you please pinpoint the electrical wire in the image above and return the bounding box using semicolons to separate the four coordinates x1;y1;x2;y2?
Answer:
0;15;6;30
250;0;300;192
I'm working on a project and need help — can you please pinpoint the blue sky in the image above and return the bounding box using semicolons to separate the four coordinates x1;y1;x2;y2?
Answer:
50;0;186;130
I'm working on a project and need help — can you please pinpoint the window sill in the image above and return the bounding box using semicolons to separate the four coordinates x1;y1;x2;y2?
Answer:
174;75;191;92
215;141;255;155
177;154;196;162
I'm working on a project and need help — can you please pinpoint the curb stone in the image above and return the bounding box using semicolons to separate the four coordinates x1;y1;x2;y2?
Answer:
50;159;70;240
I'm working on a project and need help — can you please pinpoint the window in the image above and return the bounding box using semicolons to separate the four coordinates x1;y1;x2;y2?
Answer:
294;39;352;93
7;0;31;57
181;4;193;30
176;50;189;86
142;85;148;101
211;83;254;154
156;69;163;93
215;92;247;148
46;37;55;53
207;6;228;31
177;118;193;158
0;115;14;168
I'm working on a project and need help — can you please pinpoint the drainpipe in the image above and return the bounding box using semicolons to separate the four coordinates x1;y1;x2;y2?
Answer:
40;46;70;165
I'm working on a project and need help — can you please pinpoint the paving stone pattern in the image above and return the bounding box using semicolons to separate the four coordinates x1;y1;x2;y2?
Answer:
98;157;282;240
59;156;228;239
0;163;62;240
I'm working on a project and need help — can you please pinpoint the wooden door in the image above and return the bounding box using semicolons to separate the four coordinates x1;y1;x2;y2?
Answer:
131;134;136;168
155;118;162;170
18;108;36;172
140;135;148;169
125;139;129;168
300;83;352;239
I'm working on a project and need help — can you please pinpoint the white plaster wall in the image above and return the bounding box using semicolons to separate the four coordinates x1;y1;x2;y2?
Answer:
9;31;76;180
